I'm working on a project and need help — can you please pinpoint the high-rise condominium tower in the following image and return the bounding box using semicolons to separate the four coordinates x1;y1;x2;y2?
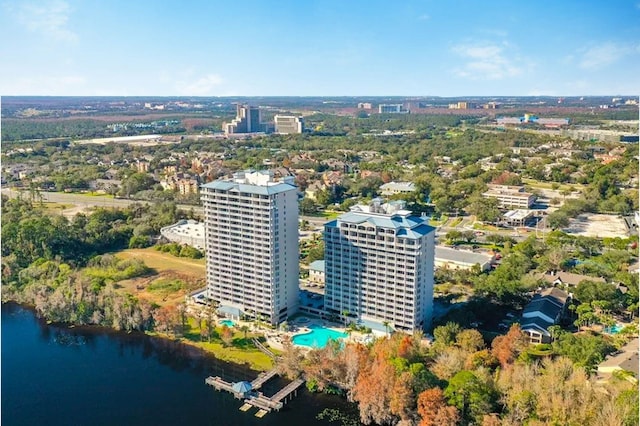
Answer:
201;170;299;325
324;199;435;332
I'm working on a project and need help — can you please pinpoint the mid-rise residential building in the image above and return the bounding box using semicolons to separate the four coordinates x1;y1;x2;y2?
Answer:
274;115;304;134
200;170;299;325
482;184;536;209
160;219;205;250
224;104;264;134
324;199;435;332
378;104;409;114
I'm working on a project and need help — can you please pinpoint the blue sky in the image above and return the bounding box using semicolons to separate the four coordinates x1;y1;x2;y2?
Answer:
1;0;639;96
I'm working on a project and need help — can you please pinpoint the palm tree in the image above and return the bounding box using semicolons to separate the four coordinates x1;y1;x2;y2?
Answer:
383;320;390;337
239;325;249;341
547;325;562;342
341;310;350;327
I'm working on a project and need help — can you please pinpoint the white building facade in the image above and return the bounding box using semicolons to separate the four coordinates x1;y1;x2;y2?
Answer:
274;115;304;134
201;170;299;325
323;200;435;332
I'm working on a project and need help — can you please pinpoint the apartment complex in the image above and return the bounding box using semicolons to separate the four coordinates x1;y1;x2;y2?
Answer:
324;200;435;332
274;115;304;134
224;104;264;134
200;170;299;325
482;184;536;209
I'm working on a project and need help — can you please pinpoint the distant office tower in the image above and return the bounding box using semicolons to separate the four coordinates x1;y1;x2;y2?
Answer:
378;104;408;114
201;170;299;325
274;115;304;134
324;199;435;332
224;104;263;134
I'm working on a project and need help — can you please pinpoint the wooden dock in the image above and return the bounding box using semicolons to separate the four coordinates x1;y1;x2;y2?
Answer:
250;368;278;390
205;370;305;416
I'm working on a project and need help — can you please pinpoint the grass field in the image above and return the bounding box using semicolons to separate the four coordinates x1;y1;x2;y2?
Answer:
115;248;205;306
117;248;205;275
170;318;278;371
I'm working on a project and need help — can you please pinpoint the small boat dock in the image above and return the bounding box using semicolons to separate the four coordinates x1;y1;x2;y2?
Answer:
205;368;305;417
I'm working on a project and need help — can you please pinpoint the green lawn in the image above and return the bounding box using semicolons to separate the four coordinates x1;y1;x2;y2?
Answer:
168;318;278;371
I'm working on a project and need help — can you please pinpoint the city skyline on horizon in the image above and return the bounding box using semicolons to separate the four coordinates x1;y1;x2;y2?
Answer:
1;0;639;97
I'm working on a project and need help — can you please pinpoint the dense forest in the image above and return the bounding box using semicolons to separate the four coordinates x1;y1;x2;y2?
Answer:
0;197;191;331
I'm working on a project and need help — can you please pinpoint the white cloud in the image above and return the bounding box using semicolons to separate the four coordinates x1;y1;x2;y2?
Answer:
452;41;526;80
175;74;224;95
1;74;86;95
578;42;639;69
6;0;77;42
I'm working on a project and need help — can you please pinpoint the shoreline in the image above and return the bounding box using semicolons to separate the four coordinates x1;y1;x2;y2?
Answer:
2;300;271;373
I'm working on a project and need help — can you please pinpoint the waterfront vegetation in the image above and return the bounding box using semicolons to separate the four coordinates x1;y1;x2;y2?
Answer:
278;325;637;426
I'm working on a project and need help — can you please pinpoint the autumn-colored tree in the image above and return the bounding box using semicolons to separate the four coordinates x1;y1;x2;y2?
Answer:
465;349;498;370
417;387;460;426
389;371;414;420
350;349;397;425
456;329;486;353
277;338;305;379
397;335;414;359
482;414;502;425
491;323;528;367
153;305;178;336
431;348;467;380
220;325;233;347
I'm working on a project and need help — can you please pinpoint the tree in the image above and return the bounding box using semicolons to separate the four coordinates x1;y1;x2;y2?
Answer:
456;329;485;353
417;387;460;426
433;322;462;348
445;370;496;424
239;324;249;340
220;325;233;347
277;338;305;379
547;211;570;230
300;197;319;214
467;196;501;223
491;324;528;367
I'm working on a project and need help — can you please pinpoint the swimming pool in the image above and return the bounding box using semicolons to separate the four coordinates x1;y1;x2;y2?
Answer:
605;324;623;334
219;319;235;327
292;325;348;348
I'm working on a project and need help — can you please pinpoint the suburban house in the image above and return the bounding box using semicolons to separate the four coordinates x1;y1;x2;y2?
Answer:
434;246;496;271
538;271;606;287
379;181;416;196
597;338;639;383
308;260;325;284
521;287;571;344
304;182;325;201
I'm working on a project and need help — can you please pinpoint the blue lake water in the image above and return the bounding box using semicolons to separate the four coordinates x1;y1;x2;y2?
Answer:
292;325;348;348
1;303;358;426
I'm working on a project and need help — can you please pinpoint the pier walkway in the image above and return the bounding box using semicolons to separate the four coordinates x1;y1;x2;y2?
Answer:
250;369;278;390
205;369;305;416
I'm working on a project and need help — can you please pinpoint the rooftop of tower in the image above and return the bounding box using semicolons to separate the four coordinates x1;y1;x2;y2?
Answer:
201;170;296;195
326;198;435;238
